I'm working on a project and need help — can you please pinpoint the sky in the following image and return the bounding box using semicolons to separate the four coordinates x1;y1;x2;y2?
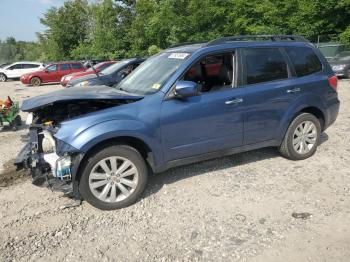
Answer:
0;0;64;42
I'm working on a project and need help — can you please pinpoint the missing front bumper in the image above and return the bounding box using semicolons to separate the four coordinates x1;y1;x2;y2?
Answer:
14;129;74;195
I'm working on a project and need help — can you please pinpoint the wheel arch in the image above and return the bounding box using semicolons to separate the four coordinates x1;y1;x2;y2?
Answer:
277;101;327;143
30;76;42;85
74;135;155;182
298;106;325;131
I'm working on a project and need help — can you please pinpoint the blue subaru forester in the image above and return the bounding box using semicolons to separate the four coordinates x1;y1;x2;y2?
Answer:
16;35;340;210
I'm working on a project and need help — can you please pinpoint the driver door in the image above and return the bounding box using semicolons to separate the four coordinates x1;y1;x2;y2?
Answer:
160;51;245;162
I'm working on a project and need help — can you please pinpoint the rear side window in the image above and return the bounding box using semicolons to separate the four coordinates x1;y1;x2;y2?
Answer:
285;46;322;77
71;63;83;69
22;64;40;69
60;64;70;71
243;48;288;85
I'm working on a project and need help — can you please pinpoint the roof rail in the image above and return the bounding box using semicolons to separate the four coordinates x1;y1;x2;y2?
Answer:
168;41;207;49
206;35;308;46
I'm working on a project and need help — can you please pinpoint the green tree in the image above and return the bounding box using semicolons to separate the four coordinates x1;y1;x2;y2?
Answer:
39;0;90;60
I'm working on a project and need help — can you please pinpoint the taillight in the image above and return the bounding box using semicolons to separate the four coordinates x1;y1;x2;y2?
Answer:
328;75;338;92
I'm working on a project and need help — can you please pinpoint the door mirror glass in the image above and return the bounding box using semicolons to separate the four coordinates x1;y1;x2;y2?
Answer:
174;81;198;98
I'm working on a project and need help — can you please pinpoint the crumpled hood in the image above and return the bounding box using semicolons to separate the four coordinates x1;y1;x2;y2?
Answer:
21;85;143;112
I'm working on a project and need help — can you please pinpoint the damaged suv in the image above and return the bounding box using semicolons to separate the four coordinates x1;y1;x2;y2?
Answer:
16;35;340;210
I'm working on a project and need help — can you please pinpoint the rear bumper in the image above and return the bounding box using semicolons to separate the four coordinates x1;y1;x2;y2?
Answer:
325;98;340;130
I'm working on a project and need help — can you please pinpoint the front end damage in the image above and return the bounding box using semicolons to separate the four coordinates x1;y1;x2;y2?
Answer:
14;87;143;198
15;122;82;197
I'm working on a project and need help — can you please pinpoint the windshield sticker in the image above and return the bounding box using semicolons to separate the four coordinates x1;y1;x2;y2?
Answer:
152;83;161;89
168;53;189;59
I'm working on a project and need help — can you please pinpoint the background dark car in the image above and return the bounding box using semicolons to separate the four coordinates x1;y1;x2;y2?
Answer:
329;51;350;78
68;58;145;87
317;43;345;61
83;59;107;69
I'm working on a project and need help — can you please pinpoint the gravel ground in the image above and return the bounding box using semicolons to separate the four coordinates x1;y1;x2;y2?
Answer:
0;80;349;261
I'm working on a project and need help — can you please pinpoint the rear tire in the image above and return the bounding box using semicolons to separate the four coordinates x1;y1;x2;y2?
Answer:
79;145;148;210
11;116;21;131
30;77;41;86
0;73;7;82
279;113;321;160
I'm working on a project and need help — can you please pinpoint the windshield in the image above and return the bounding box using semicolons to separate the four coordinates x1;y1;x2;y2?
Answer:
100;60;130;75
117;52;190;95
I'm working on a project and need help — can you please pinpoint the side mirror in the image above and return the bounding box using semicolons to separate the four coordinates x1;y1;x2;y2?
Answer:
174;81;198;98
44;69;49;73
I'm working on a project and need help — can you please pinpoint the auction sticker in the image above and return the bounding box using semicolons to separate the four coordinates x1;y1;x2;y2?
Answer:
168;53;190;59
152;83;161;89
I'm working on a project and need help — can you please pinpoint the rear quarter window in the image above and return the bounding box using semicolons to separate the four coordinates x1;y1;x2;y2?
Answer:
71;63;83;69
285;46;322;77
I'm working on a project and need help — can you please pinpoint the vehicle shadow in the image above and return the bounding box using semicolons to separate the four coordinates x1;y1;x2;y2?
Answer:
0;120;28;133
143;132;330;199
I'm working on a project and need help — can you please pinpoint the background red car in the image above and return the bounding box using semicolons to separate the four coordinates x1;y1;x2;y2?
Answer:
60;61;116;87
20;61;85;86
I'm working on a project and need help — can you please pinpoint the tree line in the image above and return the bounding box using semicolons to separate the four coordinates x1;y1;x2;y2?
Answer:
1;0;350;63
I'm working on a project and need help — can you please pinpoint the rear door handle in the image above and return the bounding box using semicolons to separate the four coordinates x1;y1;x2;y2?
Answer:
225;98;243;105
287;88;301;93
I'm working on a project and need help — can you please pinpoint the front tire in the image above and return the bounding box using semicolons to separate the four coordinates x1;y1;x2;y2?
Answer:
30;77;42;86
0;73;7;82
79;145;148;210
279;113;321;160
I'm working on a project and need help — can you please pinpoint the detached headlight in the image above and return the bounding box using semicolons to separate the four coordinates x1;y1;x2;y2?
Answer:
26;113;33;125
332;64;346;71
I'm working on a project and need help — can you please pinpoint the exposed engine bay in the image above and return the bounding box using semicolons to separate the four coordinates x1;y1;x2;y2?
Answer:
31;99;131;125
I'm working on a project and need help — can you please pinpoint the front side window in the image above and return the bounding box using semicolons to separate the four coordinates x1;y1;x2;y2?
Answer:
117;53;190;95
182;52;234;92
9;64;22;70
46;64;57;72
243;48;288;85
285;46;322;77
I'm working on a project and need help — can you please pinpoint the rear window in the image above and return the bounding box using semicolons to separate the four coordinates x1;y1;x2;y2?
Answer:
243;48;288;85
285;46;322;77
71;63;83;69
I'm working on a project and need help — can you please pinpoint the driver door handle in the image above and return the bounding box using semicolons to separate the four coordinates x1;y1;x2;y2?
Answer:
225;98;243;105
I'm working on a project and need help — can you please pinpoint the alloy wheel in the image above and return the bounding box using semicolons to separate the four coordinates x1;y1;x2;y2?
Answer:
88;156;139;203
292;120;317;154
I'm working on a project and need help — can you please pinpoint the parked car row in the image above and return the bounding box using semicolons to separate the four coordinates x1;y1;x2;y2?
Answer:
0;58;145;87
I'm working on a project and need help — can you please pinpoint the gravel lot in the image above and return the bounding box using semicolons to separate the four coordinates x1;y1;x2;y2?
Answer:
0;80;349;261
